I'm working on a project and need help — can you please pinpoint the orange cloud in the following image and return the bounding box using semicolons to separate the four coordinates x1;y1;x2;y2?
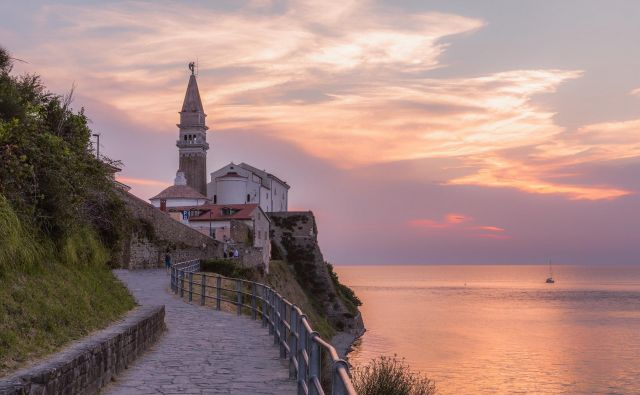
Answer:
116;176;171;188
16;1;637;202
409;214;507;239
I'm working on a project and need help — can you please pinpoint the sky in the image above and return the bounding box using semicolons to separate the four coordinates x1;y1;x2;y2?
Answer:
2;0;639;265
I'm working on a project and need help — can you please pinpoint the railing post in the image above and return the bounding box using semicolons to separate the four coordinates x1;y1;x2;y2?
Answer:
216;275;221;311
298;315;307;393
188;271;193;302
273;293;279;346
261;285;268;328
180;271;184;298
170;267;175;292
331;360;350;395
289;307;298;379
309;332;322;395
236;279;242;316
268;289;275;335
200;273;206;306
279;297;286;358
251;282;257;320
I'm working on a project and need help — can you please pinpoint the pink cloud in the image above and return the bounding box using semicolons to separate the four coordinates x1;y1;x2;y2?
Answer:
408;214;506;241
469;225;505;232
117;176;171;188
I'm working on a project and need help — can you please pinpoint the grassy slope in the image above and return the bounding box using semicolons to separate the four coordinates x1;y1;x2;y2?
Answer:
0;197;135;375
266;260;335;340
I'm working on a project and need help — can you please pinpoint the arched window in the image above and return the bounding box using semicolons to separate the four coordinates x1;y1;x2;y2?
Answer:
246;194;251;203
213;195;217;204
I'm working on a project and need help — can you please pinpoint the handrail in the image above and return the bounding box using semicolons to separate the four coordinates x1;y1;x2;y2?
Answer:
170;259;357;395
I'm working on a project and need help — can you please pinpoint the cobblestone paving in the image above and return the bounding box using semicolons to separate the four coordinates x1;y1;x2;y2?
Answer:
105;269;296;395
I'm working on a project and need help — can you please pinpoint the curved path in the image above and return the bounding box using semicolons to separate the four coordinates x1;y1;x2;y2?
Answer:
105;269;296;395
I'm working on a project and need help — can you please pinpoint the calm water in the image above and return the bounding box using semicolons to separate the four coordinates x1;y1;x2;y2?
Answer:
335;265;640;394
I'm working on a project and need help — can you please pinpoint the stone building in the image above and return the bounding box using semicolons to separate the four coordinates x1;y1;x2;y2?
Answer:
207;162;289;212
146;63;292;269
167;203;271;270
176;65;209;196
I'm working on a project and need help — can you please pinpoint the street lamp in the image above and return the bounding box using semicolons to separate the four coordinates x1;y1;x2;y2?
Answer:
92;133;100;159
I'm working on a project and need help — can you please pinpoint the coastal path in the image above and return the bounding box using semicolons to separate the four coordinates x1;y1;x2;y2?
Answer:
105;269;296;395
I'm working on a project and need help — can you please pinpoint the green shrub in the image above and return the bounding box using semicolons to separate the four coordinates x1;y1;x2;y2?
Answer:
327;262;362;313
352;355;437;395
201;258;257;280
0;46;135;374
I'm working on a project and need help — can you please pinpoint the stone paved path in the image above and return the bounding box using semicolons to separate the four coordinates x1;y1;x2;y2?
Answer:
105;269;296;395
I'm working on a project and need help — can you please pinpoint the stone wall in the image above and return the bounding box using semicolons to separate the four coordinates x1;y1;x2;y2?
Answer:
0;306;165;395
116;191;223;269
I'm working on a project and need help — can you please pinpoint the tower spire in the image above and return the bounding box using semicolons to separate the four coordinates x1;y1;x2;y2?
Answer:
176;62;209;196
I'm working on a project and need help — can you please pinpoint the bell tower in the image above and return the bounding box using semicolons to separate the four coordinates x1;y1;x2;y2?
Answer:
176;62;209;195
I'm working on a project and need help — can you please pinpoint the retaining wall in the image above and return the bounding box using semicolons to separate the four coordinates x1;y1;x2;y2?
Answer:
117;191;223;269
0;305;165;395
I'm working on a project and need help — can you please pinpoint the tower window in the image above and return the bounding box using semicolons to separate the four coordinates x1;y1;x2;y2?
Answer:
213;195;217;204
247;194;251;203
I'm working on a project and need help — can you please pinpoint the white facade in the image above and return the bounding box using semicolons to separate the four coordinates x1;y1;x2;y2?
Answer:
151;197;208;208
149;171;209;209
207;162;289;213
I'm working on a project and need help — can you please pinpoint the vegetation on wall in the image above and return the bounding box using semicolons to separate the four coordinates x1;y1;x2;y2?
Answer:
0;46;135;374
327;262;362;314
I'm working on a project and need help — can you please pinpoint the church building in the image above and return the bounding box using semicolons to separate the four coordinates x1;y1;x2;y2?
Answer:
148;63;291;270
208;162;289;212
151;62;289;214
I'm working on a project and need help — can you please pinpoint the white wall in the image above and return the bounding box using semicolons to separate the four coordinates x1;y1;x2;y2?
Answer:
150;197;208;208
207;162;289;212
217;177;247;205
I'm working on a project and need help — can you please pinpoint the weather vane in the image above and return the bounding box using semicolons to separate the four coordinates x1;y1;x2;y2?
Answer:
188;61;195;75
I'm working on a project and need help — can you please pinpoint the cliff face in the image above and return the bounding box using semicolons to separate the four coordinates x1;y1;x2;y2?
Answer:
268;212;364;338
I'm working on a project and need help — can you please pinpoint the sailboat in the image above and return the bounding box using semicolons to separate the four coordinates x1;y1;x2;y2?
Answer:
545;261;555;284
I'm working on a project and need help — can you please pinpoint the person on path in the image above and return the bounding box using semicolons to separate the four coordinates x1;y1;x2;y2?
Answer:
164;253;171;274
233;249;239;259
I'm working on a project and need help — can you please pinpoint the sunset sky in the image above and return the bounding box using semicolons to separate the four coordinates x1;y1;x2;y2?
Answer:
2;0;639;264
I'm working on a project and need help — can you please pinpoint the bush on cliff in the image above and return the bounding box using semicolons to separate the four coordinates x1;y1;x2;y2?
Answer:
0;46;135;375
352;355;437;395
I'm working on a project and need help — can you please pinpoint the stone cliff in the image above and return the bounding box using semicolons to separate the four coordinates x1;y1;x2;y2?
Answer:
268;212;365;343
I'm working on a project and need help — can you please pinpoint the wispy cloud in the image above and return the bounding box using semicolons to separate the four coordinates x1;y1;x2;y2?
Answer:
117;176;171;188
14;0;638;202
408;213;508;239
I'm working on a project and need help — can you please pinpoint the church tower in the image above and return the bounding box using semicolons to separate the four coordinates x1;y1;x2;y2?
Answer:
176;62;209;195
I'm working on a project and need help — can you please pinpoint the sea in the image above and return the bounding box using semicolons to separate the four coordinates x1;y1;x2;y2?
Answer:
334;265;640;395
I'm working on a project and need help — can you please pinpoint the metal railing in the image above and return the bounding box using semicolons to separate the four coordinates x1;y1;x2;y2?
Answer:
170;259;357;395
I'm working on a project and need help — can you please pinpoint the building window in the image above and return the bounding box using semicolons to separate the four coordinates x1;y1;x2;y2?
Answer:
247;194;251;203
213;194;217;204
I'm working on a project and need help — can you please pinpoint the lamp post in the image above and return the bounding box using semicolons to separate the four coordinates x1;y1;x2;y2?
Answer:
92;133;100;159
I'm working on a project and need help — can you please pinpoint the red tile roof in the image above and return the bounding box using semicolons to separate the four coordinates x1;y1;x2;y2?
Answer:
150;184;208;200
173;204;259;222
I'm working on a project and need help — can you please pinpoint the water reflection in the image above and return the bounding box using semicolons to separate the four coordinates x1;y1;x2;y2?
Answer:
336;265;640;394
